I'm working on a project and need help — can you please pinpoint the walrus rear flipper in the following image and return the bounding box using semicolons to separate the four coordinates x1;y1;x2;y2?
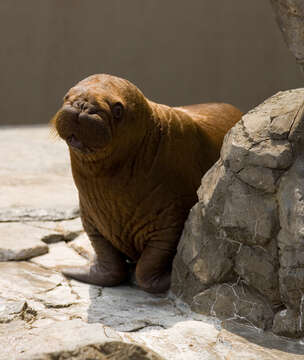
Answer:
135;244;174;294
62;233;128;287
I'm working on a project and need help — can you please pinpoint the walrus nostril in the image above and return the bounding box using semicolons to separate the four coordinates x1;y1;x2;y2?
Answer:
87;105;97;114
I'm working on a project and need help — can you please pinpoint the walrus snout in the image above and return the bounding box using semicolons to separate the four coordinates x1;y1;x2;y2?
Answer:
54;103;112;153
56;104;80;130
73;100;97;114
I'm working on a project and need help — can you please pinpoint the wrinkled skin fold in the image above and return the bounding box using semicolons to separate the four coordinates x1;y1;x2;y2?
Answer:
52;74;242;293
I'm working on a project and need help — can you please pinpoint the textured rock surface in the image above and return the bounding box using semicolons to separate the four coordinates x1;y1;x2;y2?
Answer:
1;124;304;359
270;0;304;73
69;233;95;260
191;283;274;330
172;88;304;338
0;299;33;324
26;217;83;243
0;223;48;261
31;242;88;269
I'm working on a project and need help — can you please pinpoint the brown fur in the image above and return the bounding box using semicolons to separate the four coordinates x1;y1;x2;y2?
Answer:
52;74;242;293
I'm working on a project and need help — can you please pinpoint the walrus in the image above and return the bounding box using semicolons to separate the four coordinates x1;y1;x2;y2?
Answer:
52;74;242;293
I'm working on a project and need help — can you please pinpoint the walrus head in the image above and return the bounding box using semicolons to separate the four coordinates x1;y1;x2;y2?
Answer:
52;74;152;160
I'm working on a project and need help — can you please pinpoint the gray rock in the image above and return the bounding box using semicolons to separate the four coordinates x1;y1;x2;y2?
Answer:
278;158;304;237
191;283;274;330
234;242;280;305
221;178;278;246
270;0;304;72
222;131;293;172
278;230;304;269
269;111;295;140
0;207;79;222
199;164;278;246
221;89;303;173
236;166;282;193
172;88;304;337
171;251;207;304
171;163;239;302
248;139;293;170
0;222;49;261
288;101;304;151
220;122;252;173
177;202;237;286
272;308;304;338
279;267;304;310
277;157;304;310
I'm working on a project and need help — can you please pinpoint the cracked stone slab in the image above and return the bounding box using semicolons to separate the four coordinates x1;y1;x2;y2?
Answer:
121;320;221;360
34;283;79;309
27;217;83;243
122;317;304;360
0;261;65;300
0;261;78;316
0;222;49;261
0;260;303;359
70;281;187;331
69;233;95;260
0;318;121;360
0;299;28;323
0;207;79;222
31;242;88;270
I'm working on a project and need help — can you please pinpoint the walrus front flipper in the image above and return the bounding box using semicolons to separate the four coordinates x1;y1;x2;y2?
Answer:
135;244;173;294
62;234;128;287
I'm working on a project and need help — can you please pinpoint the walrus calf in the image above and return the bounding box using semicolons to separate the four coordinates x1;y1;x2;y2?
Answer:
52;74;242;293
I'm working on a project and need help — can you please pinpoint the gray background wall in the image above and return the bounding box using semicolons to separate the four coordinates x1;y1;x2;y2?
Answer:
0;0;303;125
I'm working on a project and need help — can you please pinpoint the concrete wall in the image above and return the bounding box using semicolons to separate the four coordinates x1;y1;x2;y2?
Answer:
0;0;302;125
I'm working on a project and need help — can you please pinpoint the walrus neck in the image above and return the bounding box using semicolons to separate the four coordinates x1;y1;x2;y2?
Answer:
69;121;155;180
69;143;134;179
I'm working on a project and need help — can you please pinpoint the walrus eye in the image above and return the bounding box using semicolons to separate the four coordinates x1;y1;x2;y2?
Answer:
112;102;124;120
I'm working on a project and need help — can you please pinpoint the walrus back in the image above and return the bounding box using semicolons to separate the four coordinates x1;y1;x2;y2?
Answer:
177;103;242;134
175;102;241;156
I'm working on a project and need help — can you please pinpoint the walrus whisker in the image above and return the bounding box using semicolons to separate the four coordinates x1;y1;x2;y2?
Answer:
49;119;60;141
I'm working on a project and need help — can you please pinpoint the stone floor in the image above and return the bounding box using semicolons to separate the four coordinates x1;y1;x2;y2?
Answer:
1;125;304;359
